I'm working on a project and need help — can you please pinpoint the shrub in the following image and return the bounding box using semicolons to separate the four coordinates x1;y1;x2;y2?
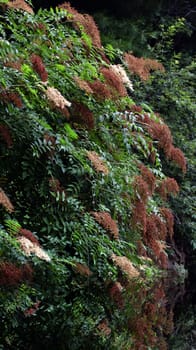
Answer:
0;2;186;349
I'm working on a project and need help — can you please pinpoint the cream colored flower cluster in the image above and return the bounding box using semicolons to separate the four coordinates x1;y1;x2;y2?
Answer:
45;87;71;109
111;253;140;279
18;236;51;262
110;64;134;91
86;151;109;175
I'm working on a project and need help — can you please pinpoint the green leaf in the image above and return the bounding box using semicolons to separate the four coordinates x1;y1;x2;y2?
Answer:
64;123;78;140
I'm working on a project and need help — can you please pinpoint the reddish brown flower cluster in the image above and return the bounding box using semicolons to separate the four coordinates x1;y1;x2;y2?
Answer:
127;279;174;349
151;122;173;154
0;91;22;108
86;151;109;175
31;54;48;82
145;215;157;242
159;250;169;269
0;262;21;286
124;53;165;81
153;283;165;302
148;238;168;268
158;338;168;350
7;0;34;14
133;340;149;350
131;279;174;349
136;113;186;172
137;112;151;126
132;165;176;269
157;216;167;240
151;280;166;306
160;207;174;239
88;80;112;100
59;3;102;48
145;58;165;74
132;200;147;233
130;104;143;114
0;262;33;287
0;124;13;147
167;145;187;173
0;188;14;213
164;310;174;335
108;281;124;308
142;214;169;268
19;228;40;246
153;214;167;241
100;67;128;98
137;240;147;257
91;212;119;239
24;301;41;317
148;141;157;164
61;106;71;118
81;14;102;48
74;76;93;95
144;302;157;321
97;319;111;336
156;177;179;201
74;262;92;277
133;175;150;203
72;102;95;129
133;316;157;349
155;304;168;330
139;164;156;195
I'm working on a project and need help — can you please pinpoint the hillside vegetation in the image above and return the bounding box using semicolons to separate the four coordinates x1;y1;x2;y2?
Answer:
0;1;194;349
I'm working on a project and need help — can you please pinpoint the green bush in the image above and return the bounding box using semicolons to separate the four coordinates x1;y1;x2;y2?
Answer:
0;3;188;349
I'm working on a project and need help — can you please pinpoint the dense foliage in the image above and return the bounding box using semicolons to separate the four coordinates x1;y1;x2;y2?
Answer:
0;1;192;349
94;7;196;349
